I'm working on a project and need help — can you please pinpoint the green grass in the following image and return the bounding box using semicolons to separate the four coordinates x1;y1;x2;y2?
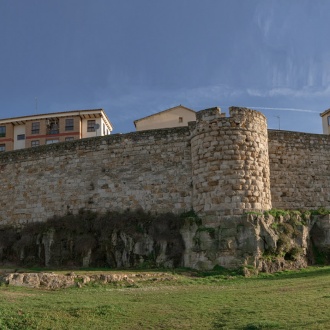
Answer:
1;267;330;329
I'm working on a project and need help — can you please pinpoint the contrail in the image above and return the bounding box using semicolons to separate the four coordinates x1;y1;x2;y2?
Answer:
246;106;319;113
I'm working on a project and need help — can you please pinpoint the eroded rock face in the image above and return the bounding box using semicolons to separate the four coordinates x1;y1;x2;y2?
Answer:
179;215;278;270
0;212;330;272
180;213;326;271
309;214;330;264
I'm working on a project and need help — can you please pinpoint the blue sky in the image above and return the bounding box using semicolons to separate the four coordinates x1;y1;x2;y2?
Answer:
1;0;329;133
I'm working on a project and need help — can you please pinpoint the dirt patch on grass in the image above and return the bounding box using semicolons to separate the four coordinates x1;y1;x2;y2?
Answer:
0;290;36;302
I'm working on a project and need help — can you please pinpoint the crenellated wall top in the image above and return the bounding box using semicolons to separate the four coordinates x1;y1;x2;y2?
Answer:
229;106;267;121
191;106;268;138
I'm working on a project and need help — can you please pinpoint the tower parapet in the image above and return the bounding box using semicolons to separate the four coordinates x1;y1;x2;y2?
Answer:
190;107;271;223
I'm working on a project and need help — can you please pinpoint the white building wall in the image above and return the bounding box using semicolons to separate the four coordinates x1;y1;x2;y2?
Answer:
13;125;26;150
100;117;111;135
322;115;330;134
81;118;103;139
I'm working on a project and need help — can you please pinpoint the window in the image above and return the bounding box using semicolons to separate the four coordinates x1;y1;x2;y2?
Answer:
179;117;183;123
103;123;105;135
65;118;74;131
87;120;95;132
0;144;5;152
65;137;74;141
0;126;6;138
328;116;330;126
31;140;40;147
46;139;59;144
31;122;40;134
17;134;25;140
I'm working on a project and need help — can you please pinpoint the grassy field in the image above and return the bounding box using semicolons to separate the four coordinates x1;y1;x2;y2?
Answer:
1;267;330;329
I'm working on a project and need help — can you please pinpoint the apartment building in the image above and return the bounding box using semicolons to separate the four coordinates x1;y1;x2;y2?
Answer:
134;105;196;131
0;109;113;152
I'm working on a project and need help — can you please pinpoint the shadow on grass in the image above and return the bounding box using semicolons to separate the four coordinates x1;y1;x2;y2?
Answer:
240;321;282;330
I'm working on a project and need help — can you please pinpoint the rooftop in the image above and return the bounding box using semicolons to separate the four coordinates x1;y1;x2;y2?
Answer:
320;109;330;117
0;109;113;130
134;105;195;127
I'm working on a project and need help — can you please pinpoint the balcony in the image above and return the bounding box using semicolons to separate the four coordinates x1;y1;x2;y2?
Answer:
47;119;59;135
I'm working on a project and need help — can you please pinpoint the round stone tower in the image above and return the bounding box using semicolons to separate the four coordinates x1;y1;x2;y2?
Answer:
190;107;271;223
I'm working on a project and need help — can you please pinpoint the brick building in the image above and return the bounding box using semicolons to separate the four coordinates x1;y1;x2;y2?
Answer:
0;109;113;152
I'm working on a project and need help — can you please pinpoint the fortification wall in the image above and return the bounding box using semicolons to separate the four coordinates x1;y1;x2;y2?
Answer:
2;106;330;227
268;130;330;209
191;107;271;224
0;128;192;225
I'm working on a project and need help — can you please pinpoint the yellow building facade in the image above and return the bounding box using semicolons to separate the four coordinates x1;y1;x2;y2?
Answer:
320;109;330;134
134;105;196;131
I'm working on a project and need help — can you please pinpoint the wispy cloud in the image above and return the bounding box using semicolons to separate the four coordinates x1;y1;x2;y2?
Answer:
94;83;245;123
247;85;330;98
92;79;326;134
245;106;319;113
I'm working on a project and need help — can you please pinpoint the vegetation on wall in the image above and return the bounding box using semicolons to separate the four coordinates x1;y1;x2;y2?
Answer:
0;209;200;268
263;207;330;220
261;208;330;265
264;212;305;261
0;207;329;270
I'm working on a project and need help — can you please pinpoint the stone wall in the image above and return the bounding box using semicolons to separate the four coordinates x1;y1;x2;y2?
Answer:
0;128;192;225
268;130;330;210
1;107;330;227
191;107;271;224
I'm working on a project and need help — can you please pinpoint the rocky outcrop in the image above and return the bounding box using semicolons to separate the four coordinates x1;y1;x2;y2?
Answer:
0;210;187;269
0;210;330;272
309;214;330;264
0;272;76;289
180;211;326;272
0;272;176;289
